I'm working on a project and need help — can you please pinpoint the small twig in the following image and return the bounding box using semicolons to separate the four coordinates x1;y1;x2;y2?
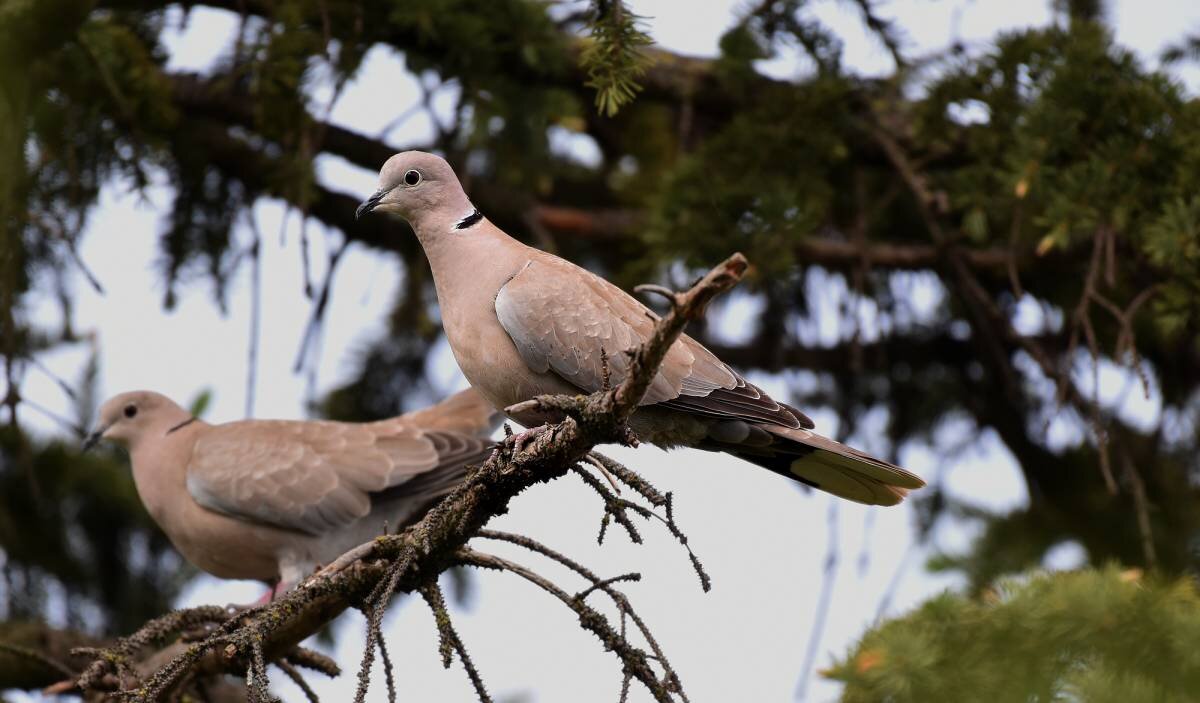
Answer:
575;573;642;601
293;239;349;374
795;498;840;700
285;647;340;678
1007;200;1025;297
17;398;87;437
600;347;613;391
244;211;263;418
27;354;79;402
315;540;381;578
247;638;275;703
1091;284;1160;399
633;284;680;306
590;452;667;506
1121;451;1157;570
376;629;396;703
458;547;684;703
419;582;491;703
584;453;622;493
661;494;711;593
0;641;76;679
472;529;691;700
275;660;320;703
571;464;644;544
847;0;907;69
74;605;233;692
616;254;747;413
352;554;411;703
35;211;105;294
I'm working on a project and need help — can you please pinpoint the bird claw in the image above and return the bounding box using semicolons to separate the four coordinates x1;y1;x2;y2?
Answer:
239;578;292;608
508;424;549;454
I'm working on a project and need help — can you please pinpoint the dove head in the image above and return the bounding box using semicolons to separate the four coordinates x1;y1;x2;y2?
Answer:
356;151;478;233
86;391;194;451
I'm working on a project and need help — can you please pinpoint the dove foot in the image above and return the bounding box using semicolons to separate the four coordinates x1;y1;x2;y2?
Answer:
238;577;294;608
508;424;550;454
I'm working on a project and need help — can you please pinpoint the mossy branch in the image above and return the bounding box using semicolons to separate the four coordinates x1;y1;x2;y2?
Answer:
59;254;747;702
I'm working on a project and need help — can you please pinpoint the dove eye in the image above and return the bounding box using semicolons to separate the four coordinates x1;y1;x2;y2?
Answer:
124;404;138;419
403;169;421;186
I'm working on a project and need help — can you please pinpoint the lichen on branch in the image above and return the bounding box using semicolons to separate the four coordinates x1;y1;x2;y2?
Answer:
61;253;748;702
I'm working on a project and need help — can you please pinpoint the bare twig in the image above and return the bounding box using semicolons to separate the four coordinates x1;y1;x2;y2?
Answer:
589;451;667;506
0;641;75;679
293;239;350;374
795;498;840;700
276;659;321;703
419;582;491;702
1121;451;1157;570
353;553;412;703
457;547;684;703
72;605;232;692
585;452;622;493
285;647;340;678
572;463;644;544
247;638;275;703
472;528;691;698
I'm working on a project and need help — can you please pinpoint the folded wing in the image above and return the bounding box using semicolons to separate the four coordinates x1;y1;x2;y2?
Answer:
494;255;811;429
186;392;496;535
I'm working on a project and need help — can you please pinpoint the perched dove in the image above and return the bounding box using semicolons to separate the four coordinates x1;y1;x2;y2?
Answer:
357;152;925;506
85;388;500;585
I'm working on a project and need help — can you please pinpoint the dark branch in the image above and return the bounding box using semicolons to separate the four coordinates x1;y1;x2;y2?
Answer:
66;254;746;701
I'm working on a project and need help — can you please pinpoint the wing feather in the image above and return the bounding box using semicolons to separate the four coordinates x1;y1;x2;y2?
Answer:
494;255;810;428
186;415;494;536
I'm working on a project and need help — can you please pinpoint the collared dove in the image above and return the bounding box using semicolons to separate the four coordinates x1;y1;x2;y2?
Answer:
357;152;925;506
85;388;501;585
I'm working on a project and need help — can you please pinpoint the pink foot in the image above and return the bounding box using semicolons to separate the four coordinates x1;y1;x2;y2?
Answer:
242;578;292;608
509;424;549;454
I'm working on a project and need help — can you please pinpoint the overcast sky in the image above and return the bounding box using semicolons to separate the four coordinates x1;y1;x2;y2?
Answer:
13;1;1200;701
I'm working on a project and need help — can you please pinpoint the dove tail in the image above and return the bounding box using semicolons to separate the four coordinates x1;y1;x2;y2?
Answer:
716;426;924;506
400;388;503;437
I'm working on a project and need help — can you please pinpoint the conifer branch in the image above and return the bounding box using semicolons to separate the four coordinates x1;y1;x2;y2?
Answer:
582;0;654;116
63;254;744;702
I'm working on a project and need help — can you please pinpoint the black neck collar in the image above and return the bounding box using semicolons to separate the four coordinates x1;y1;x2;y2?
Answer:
454;208;483;230
166;416;198;436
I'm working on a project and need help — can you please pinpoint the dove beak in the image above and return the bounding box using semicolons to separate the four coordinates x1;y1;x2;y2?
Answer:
82;423;111;451
356;189;388;219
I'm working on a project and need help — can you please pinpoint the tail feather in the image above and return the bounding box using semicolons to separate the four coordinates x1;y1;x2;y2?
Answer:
710;425;924;507
399;388;503;437
782;428;925;489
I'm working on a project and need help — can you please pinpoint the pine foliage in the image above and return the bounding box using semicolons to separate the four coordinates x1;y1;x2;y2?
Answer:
829;566;1200;702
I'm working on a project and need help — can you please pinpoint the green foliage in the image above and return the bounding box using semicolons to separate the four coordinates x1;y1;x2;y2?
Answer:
388;0;566;81
581;0;652;117
187;389;213;419
1144;195;1200;337
829;566;1200;702
726;0;842;75
0;427;189;634
916;25;1200;332
649;79;851;276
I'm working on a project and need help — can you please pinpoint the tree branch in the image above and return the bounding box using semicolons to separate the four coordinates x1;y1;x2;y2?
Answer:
66;253;747;701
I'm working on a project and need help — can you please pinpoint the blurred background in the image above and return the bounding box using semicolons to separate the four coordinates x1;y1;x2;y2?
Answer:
3;0;1200;700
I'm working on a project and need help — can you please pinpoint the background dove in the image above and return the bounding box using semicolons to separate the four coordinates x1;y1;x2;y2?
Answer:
356;152;924;506
86;388;500;586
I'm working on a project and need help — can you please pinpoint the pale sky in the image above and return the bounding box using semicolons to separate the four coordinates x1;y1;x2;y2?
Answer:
11;1;1199;701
